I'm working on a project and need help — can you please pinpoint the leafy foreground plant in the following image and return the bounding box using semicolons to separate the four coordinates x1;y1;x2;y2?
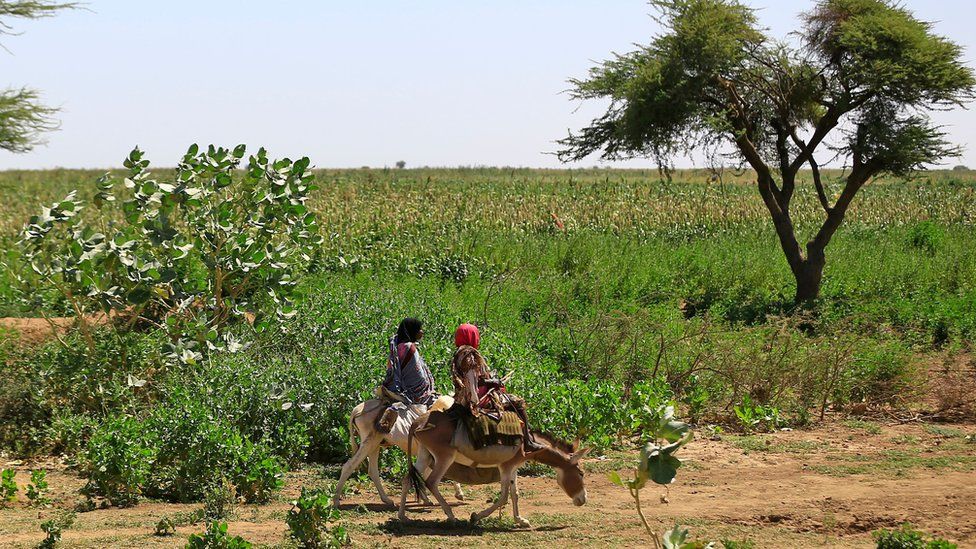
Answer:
609;405;693;546
186;521;252;549
874;523;957;549
14;144;321;365
287;486;350;548
1;468;17;503
26;469;50;507
38;510;76;549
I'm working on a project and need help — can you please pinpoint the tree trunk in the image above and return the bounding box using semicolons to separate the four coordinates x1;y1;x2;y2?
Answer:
794;259;823;304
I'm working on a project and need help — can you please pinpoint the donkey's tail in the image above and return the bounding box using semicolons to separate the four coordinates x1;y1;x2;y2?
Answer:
406;422;427;502
348;402;365;455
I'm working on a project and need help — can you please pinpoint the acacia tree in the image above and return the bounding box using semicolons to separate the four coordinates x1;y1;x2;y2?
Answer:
559;0;975;303
0;1;76;153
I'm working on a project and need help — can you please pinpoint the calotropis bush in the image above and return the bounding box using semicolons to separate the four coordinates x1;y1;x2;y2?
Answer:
16;144;322;363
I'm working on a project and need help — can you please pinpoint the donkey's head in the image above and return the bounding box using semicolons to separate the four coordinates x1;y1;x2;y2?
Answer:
533;433;590;506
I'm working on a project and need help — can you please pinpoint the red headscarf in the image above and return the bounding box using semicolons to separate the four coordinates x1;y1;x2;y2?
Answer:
454;323;480;349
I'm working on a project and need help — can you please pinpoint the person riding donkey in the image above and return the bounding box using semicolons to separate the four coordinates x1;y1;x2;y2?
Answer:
450;323;543;452
377;317;437;432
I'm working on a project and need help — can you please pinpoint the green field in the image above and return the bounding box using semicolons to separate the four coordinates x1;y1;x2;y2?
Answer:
0;166;974;546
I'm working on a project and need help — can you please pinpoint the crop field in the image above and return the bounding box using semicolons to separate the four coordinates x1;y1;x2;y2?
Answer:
1;165;975;548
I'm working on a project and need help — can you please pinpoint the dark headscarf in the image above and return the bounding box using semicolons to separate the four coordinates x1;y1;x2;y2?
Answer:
396;317;423;343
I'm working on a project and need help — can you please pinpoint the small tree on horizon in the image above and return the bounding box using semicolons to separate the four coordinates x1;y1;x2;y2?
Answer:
0;1;77;153
559;0;975;304
395;160;406;169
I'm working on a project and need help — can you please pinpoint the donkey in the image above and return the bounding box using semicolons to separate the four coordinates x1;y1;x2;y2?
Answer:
398;409;589;527
335;397;489;507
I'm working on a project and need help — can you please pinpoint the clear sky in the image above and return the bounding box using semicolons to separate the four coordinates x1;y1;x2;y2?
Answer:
1;0;974;170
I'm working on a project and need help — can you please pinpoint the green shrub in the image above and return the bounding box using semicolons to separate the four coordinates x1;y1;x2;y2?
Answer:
38;510;75;549
26;469;49;506
235;456;284;505
203;477;235;521
874;523;957;548
81;415;155;507
907;221;945;255
844;341;918;406
1;468;17;502
145;400;283;503
186;521;252;549
286;487;350;548
14;145;321;367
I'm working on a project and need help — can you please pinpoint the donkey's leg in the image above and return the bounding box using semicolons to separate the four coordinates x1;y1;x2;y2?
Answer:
424;450;459;522
397;464;413;521
334;434;383;507
454;482;465;501
510;473;529;527
471;467;513;524
366;443;394;506
415;447;434;505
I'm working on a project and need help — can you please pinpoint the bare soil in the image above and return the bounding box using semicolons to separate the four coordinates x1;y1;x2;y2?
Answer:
1;418;974;548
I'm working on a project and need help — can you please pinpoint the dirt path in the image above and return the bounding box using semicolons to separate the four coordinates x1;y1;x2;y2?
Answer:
1;418;973;548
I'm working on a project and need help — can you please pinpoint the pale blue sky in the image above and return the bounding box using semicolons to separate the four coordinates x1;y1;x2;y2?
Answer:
1;1;974;170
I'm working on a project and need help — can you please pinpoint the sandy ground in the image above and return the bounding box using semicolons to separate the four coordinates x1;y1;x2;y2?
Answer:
1;418;973;548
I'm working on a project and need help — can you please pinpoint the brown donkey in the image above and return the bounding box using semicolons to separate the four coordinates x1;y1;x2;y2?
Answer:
398;410;589;527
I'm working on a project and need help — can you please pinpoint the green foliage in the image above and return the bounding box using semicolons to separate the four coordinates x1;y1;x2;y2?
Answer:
186;521;252;549
661;524;715;548
38;510;75;549
907;221;945;255
1;468;17;502
14;144;321;364
235;456;284;504
154;516;177;536
203;477;235;521
609;406;693;540
26;469;49;506
81;415;154;507
873;523;957;548
286;486;350;548
560;0;976;303
733;395;783;433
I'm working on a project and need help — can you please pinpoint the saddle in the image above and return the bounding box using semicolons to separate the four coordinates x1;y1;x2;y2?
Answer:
447;403;523;450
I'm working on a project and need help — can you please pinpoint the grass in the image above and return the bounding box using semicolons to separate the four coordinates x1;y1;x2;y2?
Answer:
842;419;883;435
728;435;831;455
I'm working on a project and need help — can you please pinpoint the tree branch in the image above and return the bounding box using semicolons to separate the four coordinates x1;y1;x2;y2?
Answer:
789;129;831;214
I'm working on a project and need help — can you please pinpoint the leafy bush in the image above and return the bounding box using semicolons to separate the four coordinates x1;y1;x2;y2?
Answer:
609;405;693;537
907;221;945;255
14;144;321;365
38;510;76;549
874;523;957;548
81;415;155;507
145;399;283;503
186;521;252;549
203;477;235;521
236;456;284;505
26;469;49;506
733;395;783;433
287;486;350;548
1;468;17;502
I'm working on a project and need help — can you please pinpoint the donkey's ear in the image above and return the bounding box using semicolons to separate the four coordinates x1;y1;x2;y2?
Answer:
572;438;581;452
569;447;591;464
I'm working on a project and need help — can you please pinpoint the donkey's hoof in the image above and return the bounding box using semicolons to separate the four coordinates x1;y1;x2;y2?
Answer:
397;512;407;522
380;498;395;507
515;517;531;528
469;512;481;524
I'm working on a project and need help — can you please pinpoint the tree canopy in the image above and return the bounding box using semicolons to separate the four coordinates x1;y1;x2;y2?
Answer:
0;1;76;153
560;0;975;302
